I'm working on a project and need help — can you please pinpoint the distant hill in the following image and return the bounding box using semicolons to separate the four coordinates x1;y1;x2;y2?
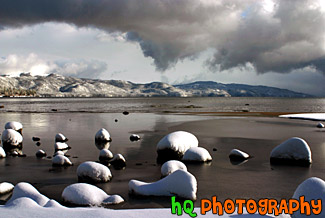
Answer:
0;73;312;97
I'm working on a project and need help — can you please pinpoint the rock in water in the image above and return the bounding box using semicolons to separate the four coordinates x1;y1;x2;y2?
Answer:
229;149;250;160
130;134;141;142
317;123;324;128
99;149;114;162
52;155;73;166
270;137;312;166
95;128;112;143
55;133;68;142
182;147;212;162
161;160;187;177
292;177;325;218
110;154;126;170
62;183;124;206
36;150;47;158
157;131;199;163
129;170;197;200
5;121;23;134
77;161;112;183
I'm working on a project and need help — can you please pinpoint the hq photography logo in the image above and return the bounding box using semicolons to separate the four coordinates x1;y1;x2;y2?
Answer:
170;196;322;217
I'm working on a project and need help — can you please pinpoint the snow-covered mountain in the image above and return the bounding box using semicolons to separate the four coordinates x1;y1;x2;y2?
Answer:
0;73;311;97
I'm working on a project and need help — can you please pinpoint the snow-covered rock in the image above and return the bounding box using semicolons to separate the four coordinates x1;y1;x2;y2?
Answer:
54;151;65;156
99;149;113;161
5;121;23;133
270;137;312;166
62;183;124;206
110;154;126;169
0;182;14;195
317;123;324;128
279;113;325;121
77;161;112;183
1;129;23;146
95;128;112;142
157;131;199;162
292;177;325;218
229;149;250;160
161;160;187;177
130;134;141;142
55;133;68;142
182;147;212;162
35;150;46;158
129;170;197;200
6;182;50;206
0;147;6;158
52;155;72;166
54;142;70;151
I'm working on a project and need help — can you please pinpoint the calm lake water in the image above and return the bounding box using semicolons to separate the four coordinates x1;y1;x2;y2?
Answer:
0;97;324;209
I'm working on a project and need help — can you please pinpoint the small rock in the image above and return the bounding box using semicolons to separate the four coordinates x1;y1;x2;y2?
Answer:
122;111;129;115
36;150;47;158
110;154;126;170
32;137;40;142
317;123;324;128
114;119;118;122
36;142;41;146
130;134;141;142
213;148;217;151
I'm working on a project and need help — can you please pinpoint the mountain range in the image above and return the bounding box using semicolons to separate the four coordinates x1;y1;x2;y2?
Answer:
0;73;311;97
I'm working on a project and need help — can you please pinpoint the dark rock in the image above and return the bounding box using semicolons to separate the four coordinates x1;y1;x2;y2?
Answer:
130;134;141;142
32;137;40;142
36;142;41;146
122;111;129;115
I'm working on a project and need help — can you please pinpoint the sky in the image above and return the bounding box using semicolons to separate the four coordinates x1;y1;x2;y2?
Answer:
0;0;325;96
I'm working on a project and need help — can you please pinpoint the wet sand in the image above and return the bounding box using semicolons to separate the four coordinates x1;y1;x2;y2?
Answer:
0;112;324;209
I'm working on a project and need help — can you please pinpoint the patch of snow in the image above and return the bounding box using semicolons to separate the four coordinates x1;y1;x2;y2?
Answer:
54;142;70;150
270;137;312;165
161;160;187;177
55;133;68;142
182;147;212;162
0;182;14;195
129;170;197;200
292;177;325;218
77;161;112;183
95;128;111;142
229;149;250;159
6;182;49;206
157;131;199;155
62;183;124;206
52;155;72;166
4;121;23;131
279;113;325;121
1;129;23;146
0;147;6;158
99;149;113;161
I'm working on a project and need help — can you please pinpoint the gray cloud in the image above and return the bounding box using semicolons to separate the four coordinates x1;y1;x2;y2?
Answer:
1;0;325;73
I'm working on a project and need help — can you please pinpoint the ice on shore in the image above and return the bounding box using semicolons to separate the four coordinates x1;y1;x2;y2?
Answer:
1;129;23;146
279;113;325;121
270;137;312;166
54;142;70;150
5;121;23;132
0;147;6;158
229;149;250;160
62;183;124;206
129;170;197;200
161;160;187;177
0;182;14;195
52;155;73;166
292;177;325;218
182;147;212;162
77;161;112;183
55;133;68;142
6;182;50;206
157;131;199;161
99;149;113;161
95;128;112;142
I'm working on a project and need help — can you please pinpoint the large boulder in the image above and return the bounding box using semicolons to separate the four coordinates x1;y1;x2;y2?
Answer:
77;161;112;183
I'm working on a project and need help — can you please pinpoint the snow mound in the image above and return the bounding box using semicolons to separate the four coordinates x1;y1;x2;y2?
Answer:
54;142;70;151
270;137;312;166
5;121;23;132
0;182;14;195
182;147;212;162
99;149;113;161
317;123;324;128
1;129;23;146
62;183;124;206
35;149;46;158
279;113;325;121
0;147;6;158
77;161;112;183
55;133;68;142
229;149;250;160
52;155;73;166
292;177;325;218
6;182;49;206
129;170;197;200
44;199;65;208
161;160;187;177
157;131;199;162
95;128;111;142
130;134;141;142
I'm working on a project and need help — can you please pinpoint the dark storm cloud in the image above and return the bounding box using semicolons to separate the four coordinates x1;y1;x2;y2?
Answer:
1;0;325;73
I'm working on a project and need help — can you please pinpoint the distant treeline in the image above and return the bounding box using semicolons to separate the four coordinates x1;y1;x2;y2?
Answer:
0;87;37;97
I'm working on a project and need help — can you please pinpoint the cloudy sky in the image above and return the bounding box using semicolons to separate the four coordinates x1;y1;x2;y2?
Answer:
0;0;325;96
